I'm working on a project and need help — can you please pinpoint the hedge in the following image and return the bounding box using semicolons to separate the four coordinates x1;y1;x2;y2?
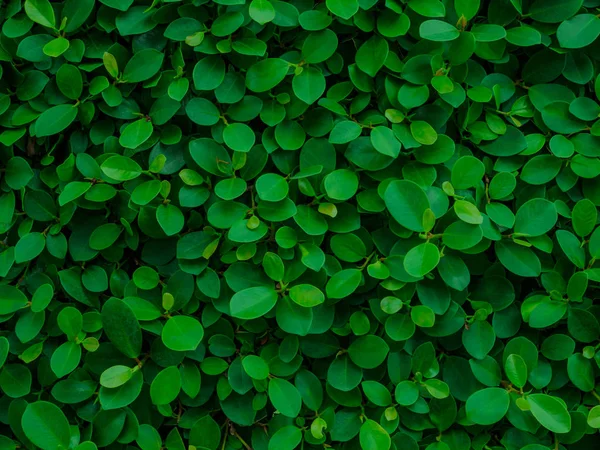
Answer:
1;0;600;449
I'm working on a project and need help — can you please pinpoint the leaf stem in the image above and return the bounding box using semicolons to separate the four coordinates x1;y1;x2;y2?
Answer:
229;422;252;450
359;251;376;270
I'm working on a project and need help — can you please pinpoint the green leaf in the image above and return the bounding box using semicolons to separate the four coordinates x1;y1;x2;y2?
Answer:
506;26;542;46
505;354;528;388
35;104;77;137
455;0;480;20
99;370;143;410
292;67;326;104
56;64;83;100
101;155;142;181
193;56;225;91
249;0;276;24
395;380;419;406
156;204;184;236
411;121;438;145
6;157;34;190
230;287;278;319
420;20;460;41
211;12;244;37
530;0;583;23
223;123;255;152
356;35;389;77
326;0;359;19
119;119;154;149
0;286;28;315
348;335;389;369
43;37;69;57
495;241;541;277
324;169;358;201
514;198;557;237
471;24;506;42
24;0;56;29
542;102;586;134
567;353;595;391
408;0;446;17
242;355;270;380
557;230;586;268
359;419;391;450
100;365;133;388
454;200;483;225
50;341;81;378
411;305;435;328
103;52;119;78
246;58;289;92
268;378;302;418
122;49;164;83
150;366;181;405
466;388;510;425
326;269;362;299
15;232;45;264
89;223;122;250
162;316;204;351
302;29;338;64
22;402;70;450
189;415;221;450
268;426;302;450
384;180;431;232
62;0;95;33
404;243;440;277
371;126;401;158
588;405;600;428
59;181;92;206
0;337;8;369
527;393;571;433
262;252;284;281
451;156;485;189
101;298;142;358
572;199;597;237
289;284;325;307
462;320;495;359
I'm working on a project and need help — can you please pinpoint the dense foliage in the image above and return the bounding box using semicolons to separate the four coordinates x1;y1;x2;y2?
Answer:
1;0;600;449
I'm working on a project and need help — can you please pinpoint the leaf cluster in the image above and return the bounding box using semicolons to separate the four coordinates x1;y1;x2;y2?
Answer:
0;0;600;450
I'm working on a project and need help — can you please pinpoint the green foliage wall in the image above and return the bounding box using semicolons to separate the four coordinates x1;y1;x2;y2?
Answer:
1;0;600;449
